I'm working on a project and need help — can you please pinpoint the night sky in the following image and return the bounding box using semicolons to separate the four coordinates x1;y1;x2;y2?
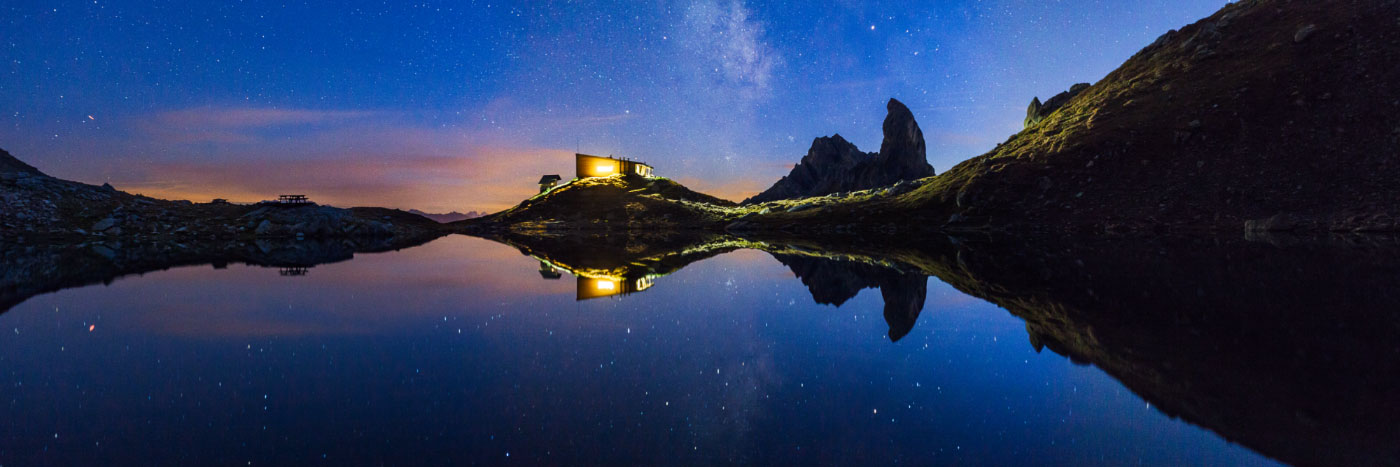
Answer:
3;0;1227;212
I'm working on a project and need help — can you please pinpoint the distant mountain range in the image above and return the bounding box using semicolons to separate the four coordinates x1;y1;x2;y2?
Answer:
0;148;446;242
407;209;482;223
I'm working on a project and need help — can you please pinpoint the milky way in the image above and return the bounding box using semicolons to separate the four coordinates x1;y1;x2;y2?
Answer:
2;0;1227;211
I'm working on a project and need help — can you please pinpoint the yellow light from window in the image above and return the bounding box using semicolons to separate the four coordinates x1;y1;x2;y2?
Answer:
596;280;616;290
595;164;615;174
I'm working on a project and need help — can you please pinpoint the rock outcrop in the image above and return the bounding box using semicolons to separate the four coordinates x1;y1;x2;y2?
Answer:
407;209;482;223
1024;82;1090;127
744;135;871;203
742;0;1400;234
878;98;935;182
745;98;936;203
0;148;43;176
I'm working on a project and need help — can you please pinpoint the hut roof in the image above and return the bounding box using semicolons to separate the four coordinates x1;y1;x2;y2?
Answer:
577;153;652;167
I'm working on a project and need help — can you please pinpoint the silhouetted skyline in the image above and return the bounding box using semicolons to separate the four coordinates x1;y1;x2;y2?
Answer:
3;0;1226;211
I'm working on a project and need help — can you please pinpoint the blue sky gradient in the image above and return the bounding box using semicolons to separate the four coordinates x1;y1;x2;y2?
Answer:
2;0;1228;211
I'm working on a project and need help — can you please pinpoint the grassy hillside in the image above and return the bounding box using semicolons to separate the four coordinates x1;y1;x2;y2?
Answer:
1;148;444;242
459;175;744;231
466;0;1400;236
745;0;1400;233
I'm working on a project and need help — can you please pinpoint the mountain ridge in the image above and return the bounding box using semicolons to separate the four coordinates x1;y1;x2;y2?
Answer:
744;98;936;204
1;150;445;243
731;0;1400;234
407;209;481;223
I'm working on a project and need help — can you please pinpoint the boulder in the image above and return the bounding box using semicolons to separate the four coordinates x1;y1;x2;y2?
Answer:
1244;213;1307;232
90;244;116;260
254;219;276;236
91;218;118;232
1025;98;1044;128
1294;24;1317;43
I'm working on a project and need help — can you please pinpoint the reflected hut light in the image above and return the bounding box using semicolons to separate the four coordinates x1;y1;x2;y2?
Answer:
596;280;617;290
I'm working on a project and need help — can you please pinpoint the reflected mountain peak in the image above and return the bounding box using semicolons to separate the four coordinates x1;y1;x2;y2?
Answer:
467;228;1400;465
483;229;932;341
769;254;927;342
6;228;1400;465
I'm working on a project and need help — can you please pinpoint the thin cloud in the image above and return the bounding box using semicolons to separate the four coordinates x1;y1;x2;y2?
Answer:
816;77;895;91
154;107;380;128
138;107;385;145
72;103;764;213
681;0;781;100
119;147;572;213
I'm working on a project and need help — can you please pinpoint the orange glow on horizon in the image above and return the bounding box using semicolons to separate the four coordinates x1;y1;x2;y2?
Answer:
106;147;577;213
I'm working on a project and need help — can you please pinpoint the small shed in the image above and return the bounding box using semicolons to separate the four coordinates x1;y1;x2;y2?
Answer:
278;194;310;204
539;174;563;193
538;261;563;279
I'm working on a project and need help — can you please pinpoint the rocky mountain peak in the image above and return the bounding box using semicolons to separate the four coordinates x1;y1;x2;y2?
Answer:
801;134;865;170
878;98;929;172
745;99;936;204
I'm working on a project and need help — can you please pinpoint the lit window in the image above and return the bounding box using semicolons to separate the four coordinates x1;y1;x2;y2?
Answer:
596;280;616;290
595;164;615;174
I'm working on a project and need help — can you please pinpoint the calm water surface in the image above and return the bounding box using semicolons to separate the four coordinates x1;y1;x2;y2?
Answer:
1;235;1278;465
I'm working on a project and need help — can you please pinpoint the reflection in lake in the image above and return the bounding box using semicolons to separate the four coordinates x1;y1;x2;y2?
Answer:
769;254;927;342
0;236;437;312
500;232;931;340
278;266;311;277
1;232;1396;464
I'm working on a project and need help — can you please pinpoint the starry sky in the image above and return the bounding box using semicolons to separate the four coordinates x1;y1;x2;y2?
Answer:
2;0;1228;212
